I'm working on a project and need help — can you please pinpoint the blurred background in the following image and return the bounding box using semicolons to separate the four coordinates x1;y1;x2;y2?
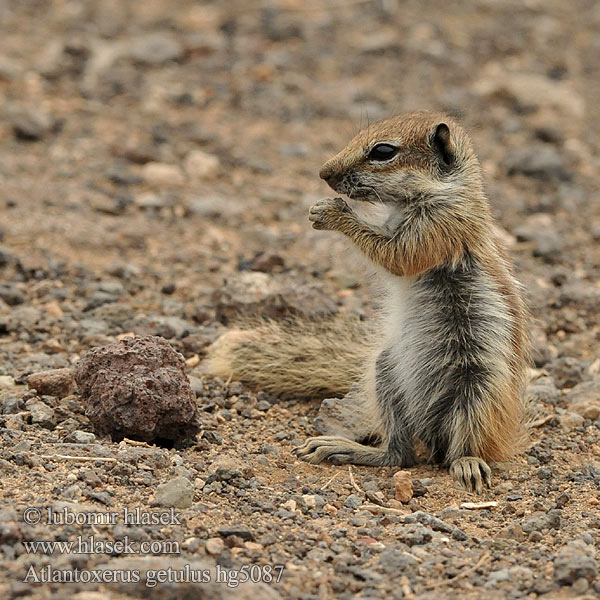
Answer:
0;0;598;375
1;3;600;597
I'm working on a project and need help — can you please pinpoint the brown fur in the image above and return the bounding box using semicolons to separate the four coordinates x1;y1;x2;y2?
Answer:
207;111;530;492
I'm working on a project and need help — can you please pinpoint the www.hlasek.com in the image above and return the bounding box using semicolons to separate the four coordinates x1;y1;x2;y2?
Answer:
23;564;285;589
21;505;284;588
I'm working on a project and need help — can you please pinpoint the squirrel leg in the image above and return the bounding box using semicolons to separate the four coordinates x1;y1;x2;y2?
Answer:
293;435;415;467
293;436;392;466
293;348;416;468
449;457;492;494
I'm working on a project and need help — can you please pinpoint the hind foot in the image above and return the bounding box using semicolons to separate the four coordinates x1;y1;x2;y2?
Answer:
450;456;492;494
292;436;389;466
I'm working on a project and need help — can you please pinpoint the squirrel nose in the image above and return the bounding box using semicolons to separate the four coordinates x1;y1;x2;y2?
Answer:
319;164;342;188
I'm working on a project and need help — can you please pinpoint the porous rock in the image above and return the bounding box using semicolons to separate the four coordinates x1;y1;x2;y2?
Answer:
75;336;201;442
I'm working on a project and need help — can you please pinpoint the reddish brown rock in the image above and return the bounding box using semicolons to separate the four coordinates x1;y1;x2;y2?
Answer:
393;470;414;503
27;368;75;399
75;336;201;442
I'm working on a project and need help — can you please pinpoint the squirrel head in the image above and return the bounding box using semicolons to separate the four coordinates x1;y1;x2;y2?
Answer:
319;111;482;204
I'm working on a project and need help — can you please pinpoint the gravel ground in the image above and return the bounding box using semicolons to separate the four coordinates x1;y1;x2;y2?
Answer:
1;1;599;598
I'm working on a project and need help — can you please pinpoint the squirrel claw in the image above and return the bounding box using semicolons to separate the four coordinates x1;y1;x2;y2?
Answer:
308;197;350;230
450;457;492;494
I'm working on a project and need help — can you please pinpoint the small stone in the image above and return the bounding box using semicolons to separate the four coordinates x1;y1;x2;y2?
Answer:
187;195;243;219
0;458;18;475
527;376;561;405
66;430;96;444
247;251;285;273
522;511;560;533
127;33;184;65
185;355;201;369
154;476;194;509
553;543;598;585
244;541;264;552
0;282;25;306
392;470;414;503
344;494;363;510
559;412;585;430
281;499;296;512
0;376;15;388
217;526;254;541
25;400;56;429
570;402;600;420
1;395;24;414
513;214;564;260
505;145;570;181
314;388;364;437
396;524;434;547
12;109;54;141
213;272;337;325
141;162;185;187
43;302;64;318
572;578;589;593
302;494;317;509
566;379;600;420
184;150;220;180
188;376;204;397
205;537;225;555
27;368;75;399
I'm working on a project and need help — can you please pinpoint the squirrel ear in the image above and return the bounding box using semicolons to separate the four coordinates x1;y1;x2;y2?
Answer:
431;123;454;167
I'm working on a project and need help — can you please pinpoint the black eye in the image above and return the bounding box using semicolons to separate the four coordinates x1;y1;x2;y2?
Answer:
367;143;399;162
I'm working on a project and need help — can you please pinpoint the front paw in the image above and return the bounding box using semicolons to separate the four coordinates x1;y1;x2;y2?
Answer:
308;197;350;231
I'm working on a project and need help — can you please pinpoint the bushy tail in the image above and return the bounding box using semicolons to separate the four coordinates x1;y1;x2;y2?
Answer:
205;316;372;398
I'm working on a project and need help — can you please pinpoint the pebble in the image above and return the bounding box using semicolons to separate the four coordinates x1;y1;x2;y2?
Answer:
213;272;337;324
392;470;413;503
11;109;54;141
522;511;560;533
25;399;56;429
344;494;363;510
553;543;598;585
27;368;75;399
559;412;585;430
141;162;185;187
505;145;570;181
217;526;254;541
205;537;225;555
154;476;194;508
0;376;15;388
301;494;317;509
1;395;24;414
396;524;434;547
566;379;600;420
188;376;204;397
127;33;184;65
0;458;18;475
528;377;560;405
513;214;564;260
67;430;97;444
0;282;25;306
184;150;220;181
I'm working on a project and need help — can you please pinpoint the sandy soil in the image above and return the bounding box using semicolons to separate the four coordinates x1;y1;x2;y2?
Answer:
0;1;599;599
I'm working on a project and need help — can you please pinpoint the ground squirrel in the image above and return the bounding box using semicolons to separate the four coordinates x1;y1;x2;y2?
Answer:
207;111;530;493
